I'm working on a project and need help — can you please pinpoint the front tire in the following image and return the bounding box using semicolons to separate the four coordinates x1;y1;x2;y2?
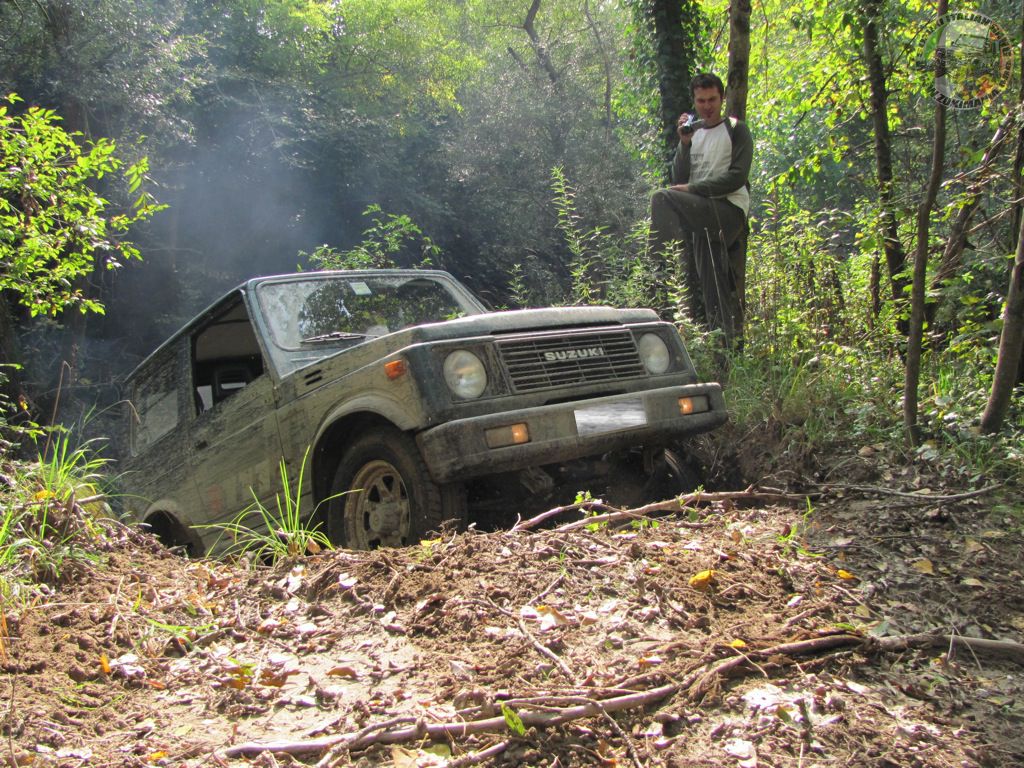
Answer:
327;427;465;549
643;447;701;500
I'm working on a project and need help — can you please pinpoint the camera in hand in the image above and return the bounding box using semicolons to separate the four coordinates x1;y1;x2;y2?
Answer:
679;114;701;135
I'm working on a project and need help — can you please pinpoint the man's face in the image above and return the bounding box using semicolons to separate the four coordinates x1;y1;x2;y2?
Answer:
693;86;723;122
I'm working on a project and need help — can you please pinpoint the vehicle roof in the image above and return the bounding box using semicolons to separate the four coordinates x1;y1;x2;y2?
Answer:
123;269;464;384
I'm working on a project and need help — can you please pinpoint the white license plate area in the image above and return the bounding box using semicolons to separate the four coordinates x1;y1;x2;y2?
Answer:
574;398;647;436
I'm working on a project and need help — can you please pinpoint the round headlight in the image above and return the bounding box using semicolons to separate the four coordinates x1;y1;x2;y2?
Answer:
443;350;487;399
637;333;671;375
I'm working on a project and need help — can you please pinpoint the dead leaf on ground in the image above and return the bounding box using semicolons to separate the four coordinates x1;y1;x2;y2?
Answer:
911;559;935;575
536;605;573;631
689;569;715;590
327;665;359;678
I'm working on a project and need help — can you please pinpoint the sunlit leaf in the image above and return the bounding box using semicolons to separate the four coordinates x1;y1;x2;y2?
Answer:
688;569;715;590
501;703;526;736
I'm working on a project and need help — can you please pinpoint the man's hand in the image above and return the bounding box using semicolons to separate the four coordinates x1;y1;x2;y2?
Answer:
677;113;695;145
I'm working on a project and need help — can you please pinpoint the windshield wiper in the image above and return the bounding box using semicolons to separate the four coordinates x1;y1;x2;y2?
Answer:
301;330;369;344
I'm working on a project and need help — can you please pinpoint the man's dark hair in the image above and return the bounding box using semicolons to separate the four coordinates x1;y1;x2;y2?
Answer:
690;72;725;97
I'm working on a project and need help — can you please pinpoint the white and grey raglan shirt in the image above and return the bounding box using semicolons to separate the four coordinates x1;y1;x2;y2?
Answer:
672;118;753;217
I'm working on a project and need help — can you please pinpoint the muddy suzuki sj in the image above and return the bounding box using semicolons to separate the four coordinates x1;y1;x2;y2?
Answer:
121;270;726;553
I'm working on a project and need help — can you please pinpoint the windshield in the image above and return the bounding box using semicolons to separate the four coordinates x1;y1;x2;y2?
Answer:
255;274;476;361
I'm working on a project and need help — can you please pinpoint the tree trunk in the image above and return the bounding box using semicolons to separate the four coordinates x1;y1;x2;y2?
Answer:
726;0;751;120
522;0;560;88
861;0;908;309
903;0;948;446
981;6;1024;431
583;0;613;132
46;0;95;417
1013;3;1024;385
980;209;1024;432
647;0;702;178
869;255;881;323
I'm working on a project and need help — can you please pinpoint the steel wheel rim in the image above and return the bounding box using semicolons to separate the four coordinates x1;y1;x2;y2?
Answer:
344;459;411;549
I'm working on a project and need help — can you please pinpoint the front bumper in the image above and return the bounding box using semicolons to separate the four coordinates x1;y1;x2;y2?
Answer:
417;383;727;483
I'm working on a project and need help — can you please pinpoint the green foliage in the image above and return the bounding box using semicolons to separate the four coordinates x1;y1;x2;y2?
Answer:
0;94;163;317
0;0;208;147
501;703;527;736
505;263;532;308
197;451;333;564
303;205;439;271
0;431;113;603
548;167;665;311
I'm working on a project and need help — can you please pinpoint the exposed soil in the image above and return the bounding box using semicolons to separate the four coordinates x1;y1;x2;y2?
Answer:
3;437;1023;767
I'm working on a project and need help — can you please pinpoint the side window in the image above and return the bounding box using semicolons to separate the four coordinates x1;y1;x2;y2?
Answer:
131;349;180;453
192;298;265;414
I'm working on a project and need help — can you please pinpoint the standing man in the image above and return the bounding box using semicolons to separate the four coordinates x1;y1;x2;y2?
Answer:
650;72;752;344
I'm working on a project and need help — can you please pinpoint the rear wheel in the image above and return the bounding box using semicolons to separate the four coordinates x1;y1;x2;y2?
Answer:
327;427;465;549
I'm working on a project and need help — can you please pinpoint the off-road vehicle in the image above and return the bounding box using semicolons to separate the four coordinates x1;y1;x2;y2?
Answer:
121;270;726;553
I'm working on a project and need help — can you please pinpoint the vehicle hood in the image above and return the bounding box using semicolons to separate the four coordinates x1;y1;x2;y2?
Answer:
283;306;661;380
405;305;660;342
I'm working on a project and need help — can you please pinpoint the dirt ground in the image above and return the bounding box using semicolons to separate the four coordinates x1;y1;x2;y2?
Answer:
3;437;1024;767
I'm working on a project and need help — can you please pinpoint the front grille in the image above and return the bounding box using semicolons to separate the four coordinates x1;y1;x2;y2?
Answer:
497;329;644;392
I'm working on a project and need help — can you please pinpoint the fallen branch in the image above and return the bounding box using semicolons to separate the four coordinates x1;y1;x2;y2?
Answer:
517;614;577;684
313;716;419;767
448;740;510;767
554;488;807;533
870;632;1024;665
511;500;614;532
554;507;706;533
512;487;807;533
221;683;680;759
683;634;862;700
822;483;1003;504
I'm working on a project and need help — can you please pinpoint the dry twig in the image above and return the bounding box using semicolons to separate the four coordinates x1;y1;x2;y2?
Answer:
822;483;1003;503
512;488;806;534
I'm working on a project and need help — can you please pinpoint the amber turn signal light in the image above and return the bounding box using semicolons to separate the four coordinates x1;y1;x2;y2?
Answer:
679;395;709;415
384;359;407;380
485;423;530;449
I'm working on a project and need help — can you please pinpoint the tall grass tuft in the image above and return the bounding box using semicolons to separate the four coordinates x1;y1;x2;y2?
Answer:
197;450;333;564
1;430;112;603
